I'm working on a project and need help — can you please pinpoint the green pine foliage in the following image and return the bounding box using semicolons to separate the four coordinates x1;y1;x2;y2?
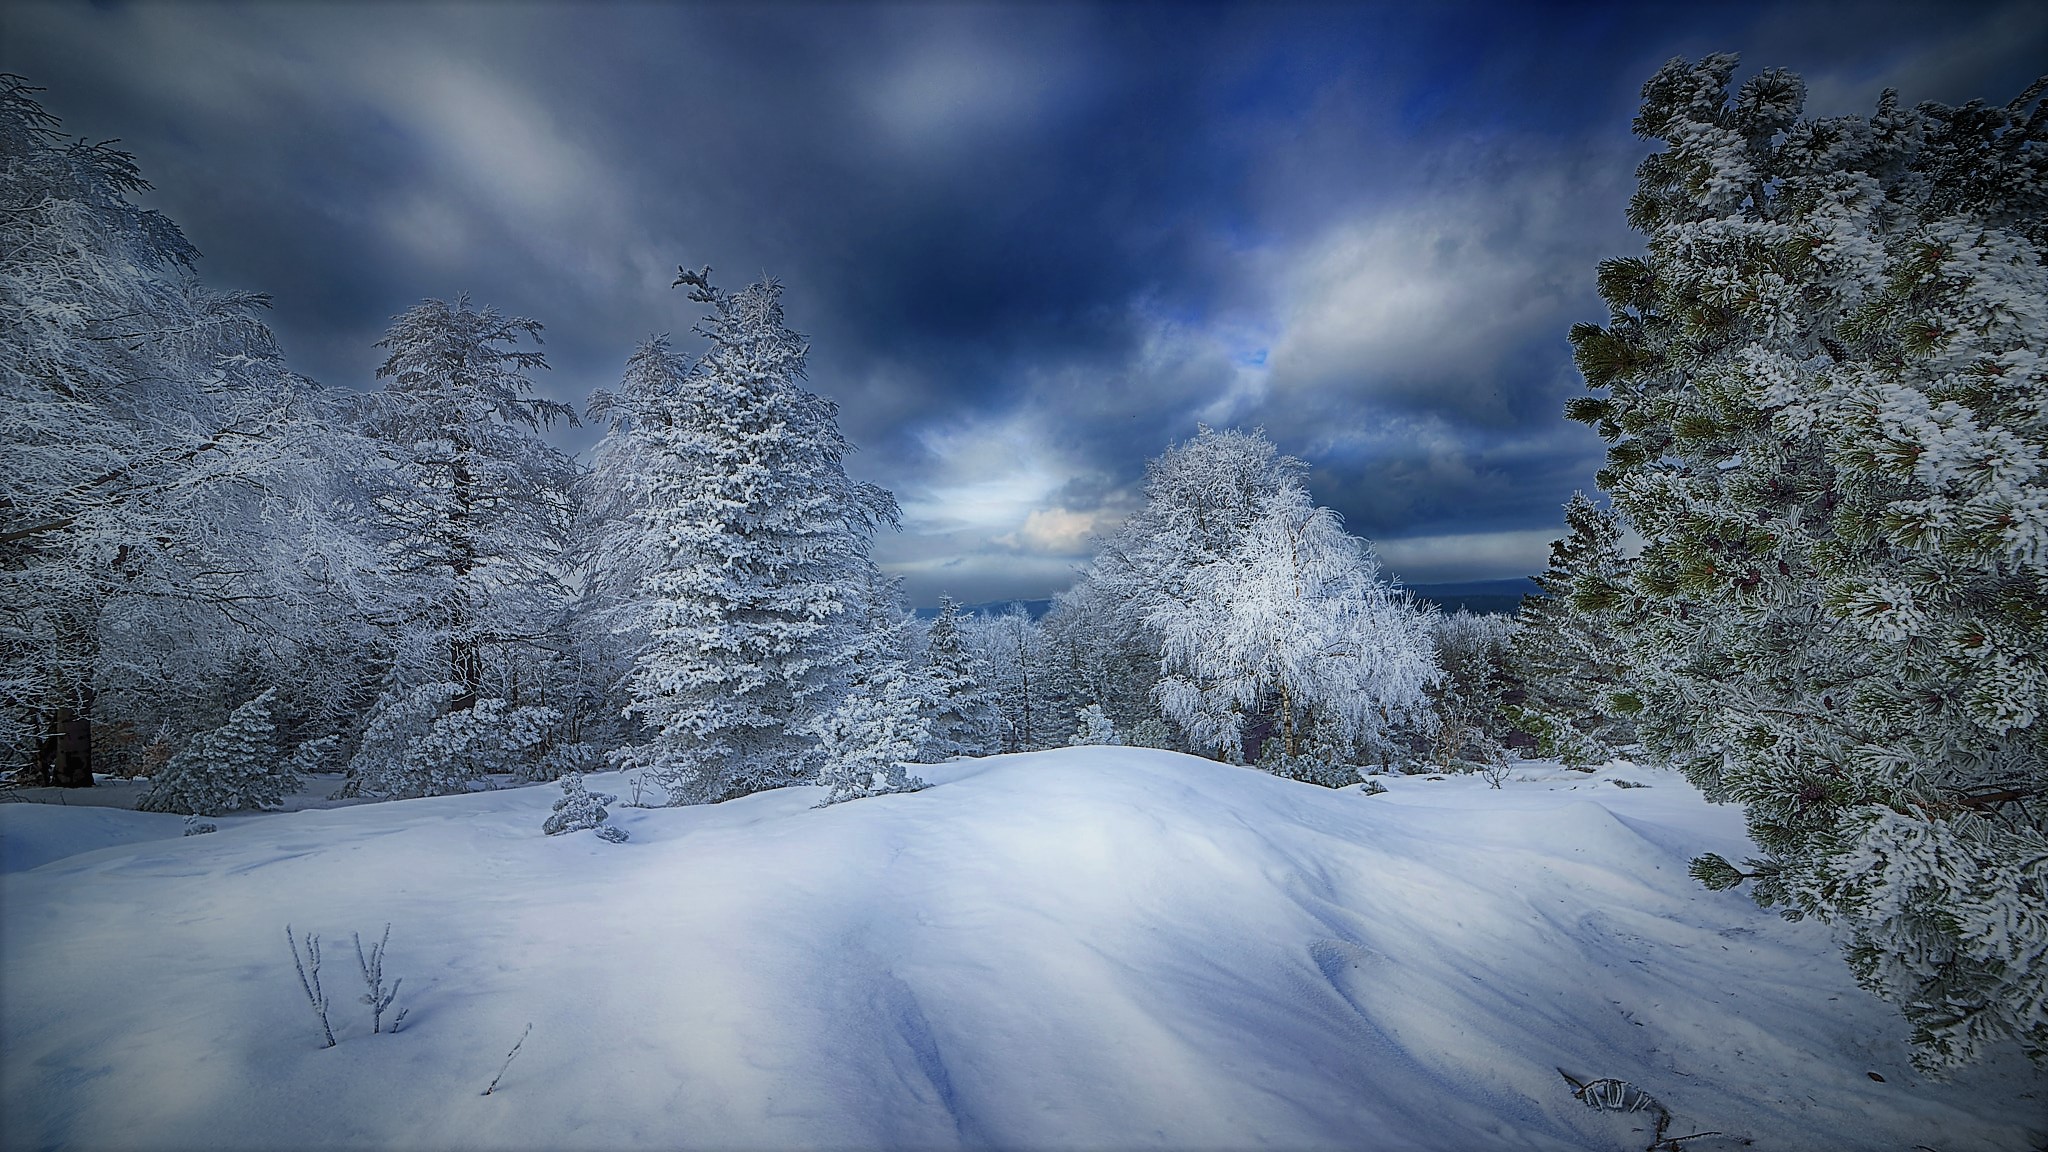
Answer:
1570;55;2047;1069
1509;493;1637;767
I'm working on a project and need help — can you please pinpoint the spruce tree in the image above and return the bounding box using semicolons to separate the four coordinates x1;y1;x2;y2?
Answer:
1570;56;2046;1068
589;268;899;804
138;689;296;814
921;595;1000;758
1508;493;1636;766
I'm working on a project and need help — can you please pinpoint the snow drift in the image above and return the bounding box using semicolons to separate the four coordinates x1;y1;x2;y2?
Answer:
1;749;2038;1150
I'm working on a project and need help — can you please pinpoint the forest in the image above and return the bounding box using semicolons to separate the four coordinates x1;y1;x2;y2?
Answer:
3;48;2045;1149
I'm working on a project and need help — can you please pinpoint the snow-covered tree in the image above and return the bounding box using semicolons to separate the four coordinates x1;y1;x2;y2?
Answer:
1069;704;1121;747
1422;610;1521;773
920;595;1000;758
1043;577;1171;750
543;773;627;841
355;295;578;712
811;667;930;806
585;268;898;804
1570;56;2048;1068
1148;480;1439;777
1;76;387;786
962;605;1071;752
1509;493;1636;766
137;688;295;814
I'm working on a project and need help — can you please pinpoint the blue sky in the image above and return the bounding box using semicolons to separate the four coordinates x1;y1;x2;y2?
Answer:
5;1;2043;604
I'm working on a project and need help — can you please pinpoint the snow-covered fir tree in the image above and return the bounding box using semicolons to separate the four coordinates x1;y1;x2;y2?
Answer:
1569;55;2047;1068
811;667;930;806
920;596;1000;758
355;295;578;712
336;684;558;800
584;268;899;805
542;773;628;841
137;689;295;815
1509;493;1636;766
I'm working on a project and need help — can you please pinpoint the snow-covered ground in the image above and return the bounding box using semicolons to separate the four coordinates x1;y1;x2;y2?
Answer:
2;750;2039;1151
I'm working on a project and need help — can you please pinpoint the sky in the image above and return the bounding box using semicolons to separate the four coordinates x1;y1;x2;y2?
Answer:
5;1;2043;606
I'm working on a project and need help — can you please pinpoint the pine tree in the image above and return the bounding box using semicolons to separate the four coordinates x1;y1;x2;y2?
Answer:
589;268;899;804
138;689;296;814
1508;493;1636;766
921;595;999;758
1570;56;2047;1068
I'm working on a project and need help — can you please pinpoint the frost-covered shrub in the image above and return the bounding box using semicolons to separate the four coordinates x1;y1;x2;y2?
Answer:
137;689;297;815
812;671;930;806
542;773;627;841
339;683;558;800
1068;704;1121;747
1422;610;1520;772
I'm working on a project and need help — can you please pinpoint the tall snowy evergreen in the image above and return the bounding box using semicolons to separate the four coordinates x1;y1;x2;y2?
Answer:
1508;493;1636;766
584;268;899;804
920;596;1000;759
1570;56;2047;1068
356;296;578;711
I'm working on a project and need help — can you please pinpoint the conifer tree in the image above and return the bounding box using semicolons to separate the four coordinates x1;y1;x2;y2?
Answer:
357;296;577;710
1508;493;1636;766
138;689;295;814
1569;55;2047;1068
921;595;1000;758
587;268;898;804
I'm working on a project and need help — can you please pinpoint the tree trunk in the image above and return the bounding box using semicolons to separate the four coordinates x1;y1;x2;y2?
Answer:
34;689;95;787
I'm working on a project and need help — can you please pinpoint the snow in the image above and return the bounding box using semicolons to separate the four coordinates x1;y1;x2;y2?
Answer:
3;750;2039;1151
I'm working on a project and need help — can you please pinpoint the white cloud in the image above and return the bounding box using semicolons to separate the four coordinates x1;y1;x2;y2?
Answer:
995;507;1109;555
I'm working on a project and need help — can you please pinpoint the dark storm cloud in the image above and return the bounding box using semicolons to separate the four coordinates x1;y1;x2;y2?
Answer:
5;0;2043;604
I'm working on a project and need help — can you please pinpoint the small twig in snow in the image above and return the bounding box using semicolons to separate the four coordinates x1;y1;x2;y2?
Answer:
286;925;335;1048
483;1023;532;1096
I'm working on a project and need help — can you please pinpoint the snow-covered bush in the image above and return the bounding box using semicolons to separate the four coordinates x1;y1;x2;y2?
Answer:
1422;610;1520;773
811;671;930;806
137;689;297;815
542;773;628;841
338;684;557;800
1573;56;2048;1069
1069;705;1121;747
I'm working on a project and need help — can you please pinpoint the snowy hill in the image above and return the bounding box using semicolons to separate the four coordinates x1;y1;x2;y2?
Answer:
1;750;2038;1151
